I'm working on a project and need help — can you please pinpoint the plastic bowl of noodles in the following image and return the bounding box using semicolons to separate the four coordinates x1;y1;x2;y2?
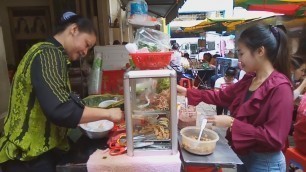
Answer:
180;126;219;155
80;95;122;139
80;120;114;139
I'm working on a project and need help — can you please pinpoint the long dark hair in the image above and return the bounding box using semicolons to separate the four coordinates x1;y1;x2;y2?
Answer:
238;24;290;78
53;12;96;36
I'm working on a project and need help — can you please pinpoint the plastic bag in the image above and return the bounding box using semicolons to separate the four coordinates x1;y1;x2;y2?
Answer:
126;0;159;26
87;53;102;95
134;27;171;52
127;0;148;20
130;0;148;16
178;104;197;129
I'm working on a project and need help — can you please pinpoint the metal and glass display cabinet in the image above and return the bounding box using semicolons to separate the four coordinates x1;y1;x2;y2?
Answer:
124;69;178;156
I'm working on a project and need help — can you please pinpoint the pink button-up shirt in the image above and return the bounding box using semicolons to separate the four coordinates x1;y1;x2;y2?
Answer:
187;71;293;155
294;93;306;155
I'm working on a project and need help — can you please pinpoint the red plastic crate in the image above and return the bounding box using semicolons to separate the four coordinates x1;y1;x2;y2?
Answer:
101;70;125;95
286;147;306;171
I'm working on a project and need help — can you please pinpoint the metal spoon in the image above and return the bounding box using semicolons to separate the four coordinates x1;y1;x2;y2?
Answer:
197;118;207;142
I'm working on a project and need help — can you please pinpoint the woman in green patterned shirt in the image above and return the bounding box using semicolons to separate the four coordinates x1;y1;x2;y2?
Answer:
0;12;123;172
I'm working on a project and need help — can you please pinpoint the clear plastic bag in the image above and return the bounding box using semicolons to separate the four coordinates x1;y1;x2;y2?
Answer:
134;27;171;52
87;53;102;95
178;104;197;129
127;0;148;19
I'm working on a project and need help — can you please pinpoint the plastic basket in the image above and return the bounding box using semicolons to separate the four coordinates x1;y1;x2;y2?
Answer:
130;52;172;70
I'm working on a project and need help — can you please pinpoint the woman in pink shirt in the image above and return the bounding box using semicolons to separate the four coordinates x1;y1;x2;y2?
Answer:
178;24;293;172
294;93;306;156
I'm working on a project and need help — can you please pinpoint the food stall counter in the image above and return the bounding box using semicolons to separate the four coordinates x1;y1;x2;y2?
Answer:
179;128;243;170
56;128;242;172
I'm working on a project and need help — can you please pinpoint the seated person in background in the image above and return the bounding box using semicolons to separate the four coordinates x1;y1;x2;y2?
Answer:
209;54;220;69
183;53;198;69
209;54;222;87
170;43;183;71
289;55;306;136
214;67;238;115
202;53;212;64
293;92;306;155
201;53;213;69
181;53;190;69
181;53;196;85
226;50;235;58
291;55;306;100
170;43;183;83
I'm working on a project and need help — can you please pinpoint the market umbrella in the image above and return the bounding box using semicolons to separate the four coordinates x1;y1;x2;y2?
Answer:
183;19;217;32
222;21;246;31
183;9;280;33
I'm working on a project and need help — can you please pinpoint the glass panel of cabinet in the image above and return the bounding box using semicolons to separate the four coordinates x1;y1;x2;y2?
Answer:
124;69;178;156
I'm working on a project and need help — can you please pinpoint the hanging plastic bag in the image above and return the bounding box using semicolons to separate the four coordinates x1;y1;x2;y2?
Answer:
87;52;102;95
126;0;148;23
130;0;148;16
134;27;171;52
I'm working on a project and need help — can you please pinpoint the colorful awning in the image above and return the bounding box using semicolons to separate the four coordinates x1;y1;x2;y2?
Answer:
182;9;281;33
279;0;306;2
248;4;301;15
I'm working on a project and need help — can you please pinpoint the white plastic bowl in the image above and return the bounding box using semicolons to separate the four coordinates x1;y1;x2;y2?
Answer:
80;120;114;139
180;126;219;155
80;100;117;139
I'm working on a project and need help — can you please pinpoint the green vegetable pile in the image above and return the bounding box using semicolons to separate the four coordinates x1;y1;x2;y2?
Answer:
138;41;159;52
83;94;124;109
156;78;170;93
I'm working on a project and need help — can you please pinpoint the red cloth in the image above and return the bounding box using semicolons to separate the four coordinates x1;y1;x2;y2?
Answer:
294;94;306;155
187;71;294;155
248;4;301;16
